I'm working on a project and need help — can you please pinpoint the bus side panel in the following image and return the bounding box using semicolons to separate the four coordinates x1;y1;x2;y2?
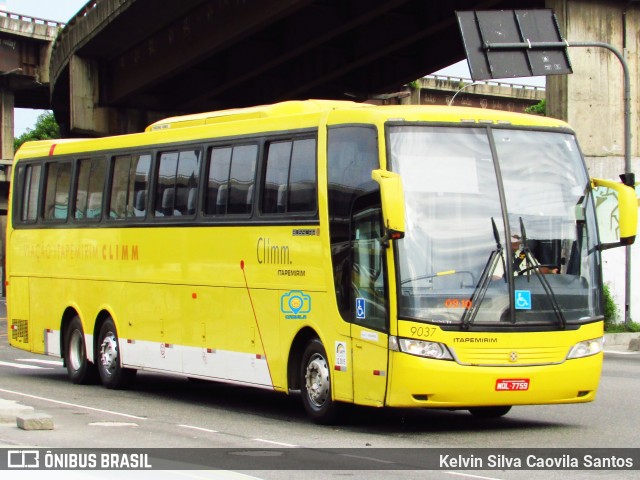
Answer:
28;277;69;356
7;276;31;352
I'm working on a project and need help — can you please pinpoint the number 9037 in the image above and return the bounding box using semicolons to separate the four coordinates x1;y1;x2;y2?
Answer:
410;326;437;338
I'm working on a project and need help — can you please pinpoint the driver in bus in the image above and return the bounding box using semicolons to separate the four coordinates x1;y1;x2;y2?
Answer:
493;234;560;279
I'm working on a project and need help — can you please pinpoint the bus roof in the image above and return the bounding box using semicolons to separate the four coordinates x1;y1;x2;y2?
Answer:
145;100;371;131
14;100;571;161
146;100;568;132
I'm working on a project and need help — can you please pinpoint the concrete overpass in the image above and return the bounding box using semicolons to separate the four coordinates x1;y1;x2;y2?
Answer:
0;11;61;160
49;0;544;136
401;75;544;112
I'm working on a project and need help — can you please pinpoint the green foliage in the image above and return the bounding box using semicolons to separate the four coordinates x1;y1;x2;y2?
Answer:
603;283;618;331
525;99;546;116
14;111;61;152
606;321;640;333
602;283;638;331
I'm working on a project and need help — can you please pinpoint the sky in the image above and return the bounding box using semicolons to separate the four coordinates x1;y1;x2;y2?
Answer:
5;0;544;136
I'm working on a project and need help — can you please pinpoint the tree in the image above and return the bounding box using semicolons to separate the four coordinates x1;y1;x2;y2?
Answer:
525;99;546;116
14;111;61;152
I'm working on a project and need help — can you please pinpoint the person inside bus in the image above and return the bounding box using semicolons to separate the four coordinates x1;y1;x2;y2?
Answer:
493;233;560;279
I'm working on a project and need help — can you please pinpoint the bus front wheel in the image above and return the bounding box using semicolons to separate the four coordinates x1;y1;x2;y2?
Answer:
300;339;343;424
64;316;98;384
97;318;136;389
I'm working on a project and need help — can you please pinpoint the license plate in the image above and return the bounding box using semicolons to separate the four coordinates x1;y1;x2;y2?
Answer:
495;378;530;391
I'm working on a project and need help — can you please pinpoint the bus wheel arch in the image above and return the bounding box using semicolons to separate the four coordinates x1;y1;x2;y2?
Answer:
299;336;344;424
94;312;136;389
61;308;98;384
287;327;320;392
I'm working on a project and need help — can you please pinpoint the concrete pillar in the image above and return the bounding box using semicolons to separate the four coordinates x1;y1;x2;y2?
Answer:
69;55;167;136
0;87;14;161
69;55;110;136
547;0;639;163
546;0;640;323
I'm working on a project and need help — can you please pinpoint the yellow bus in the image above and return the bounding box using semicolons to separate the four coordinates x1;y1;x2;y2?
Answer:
6;100;637;423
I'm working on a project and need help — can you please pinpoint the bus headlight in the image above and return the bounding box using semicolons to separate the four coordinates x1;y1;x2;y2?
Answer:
395;337;453;360
567;337;604;359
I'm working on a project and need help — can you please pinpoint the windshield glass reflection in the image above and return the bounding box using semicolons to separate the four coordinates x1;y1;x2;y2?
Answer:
389;125;601;328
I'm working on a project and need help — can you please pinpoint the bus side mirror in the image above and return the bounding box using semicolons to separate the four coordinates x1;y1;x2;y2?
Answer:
372;169;405;244
592;177;638;250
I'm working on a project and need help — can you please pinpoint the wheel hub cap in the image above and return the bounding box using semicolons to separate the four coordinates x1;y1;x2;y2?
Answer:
305;353;330;407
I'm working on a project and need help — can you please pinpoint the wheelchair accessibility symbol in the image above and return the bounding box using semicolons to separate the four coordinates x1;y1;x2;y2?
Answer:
356;298;366;319
515;290;532;310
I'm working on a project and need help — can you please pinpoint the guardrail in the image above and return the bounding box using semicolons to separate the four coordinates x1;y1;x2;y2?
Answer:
0;10;65;28
424;74;545;91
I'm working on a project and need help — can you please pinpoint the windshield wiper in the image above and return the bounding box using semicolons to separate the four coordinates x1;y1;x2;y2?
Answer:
518;218;567;329
460;218;503;330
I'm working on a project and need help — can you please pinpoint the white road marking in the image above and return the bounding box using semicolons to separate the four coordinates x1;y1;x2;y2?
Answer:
17;358;64;366
0;388;147;420
604;350;639;355
0;360;52;370
252;438;298;447
445;472;505;480
338;453;396;464
178;424;219;434
88;422;139;427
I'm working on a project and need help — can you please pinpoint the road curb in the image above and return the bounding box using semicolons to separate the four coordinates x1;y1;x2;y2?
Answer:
604;332;640;350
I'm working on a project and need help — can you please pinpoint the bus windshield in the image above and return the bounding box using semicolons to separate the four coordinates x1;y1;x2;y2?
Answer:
389;125;601;328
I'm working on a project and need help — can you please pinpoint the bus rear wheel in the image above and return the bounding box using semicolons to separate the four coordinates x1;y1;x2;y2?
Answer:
64;316;98;384
300;339;343;424
468;406;512;418
97;318;136;389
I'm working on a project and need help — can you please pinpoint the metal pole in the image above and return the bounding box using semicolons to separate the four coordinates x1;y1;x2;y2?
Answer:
485;40;634;325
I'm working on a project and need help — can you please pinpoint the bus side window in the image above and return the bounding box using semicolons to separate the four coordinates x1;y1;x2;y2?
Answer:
288;138;316;213
86;192;103;219
44;162;72;221
154;149;200;217
227;145;257;215
262;138;316;215
204;145;255;216
16;164;42;223
75;157;106;221
205;147;232;215
111;153;151;220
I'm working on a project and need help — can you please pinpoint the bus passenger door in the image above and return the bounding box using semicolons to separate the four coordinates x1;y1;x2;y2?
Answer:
350;206;389;407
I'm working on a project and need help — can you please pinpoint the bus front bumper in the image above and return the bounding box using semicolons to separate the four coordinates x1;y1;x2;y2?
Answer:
385;350;602;408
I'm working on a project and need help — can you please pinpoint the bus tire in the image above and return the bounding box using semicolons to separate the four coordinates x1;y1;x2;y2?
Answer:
96;317;136;389
300;339;343;424
64;316;98;384
468;406;512;418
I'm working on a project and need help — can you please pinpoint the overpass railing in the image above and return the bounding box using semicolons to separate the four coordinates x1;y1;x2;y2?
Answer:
423;75;545;92
0;10;65;28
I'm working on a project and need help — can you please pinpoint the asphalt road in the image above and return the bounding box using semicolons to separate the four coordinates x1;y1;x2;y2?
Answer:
1;298;639;480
